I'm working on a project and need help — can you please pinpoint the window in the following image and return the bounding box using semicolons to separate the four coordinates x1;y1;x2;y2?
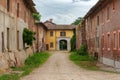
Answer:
2;32;4;52
24;11;26;22
17;3;19;17
112;0;115;10
7;28;10;51
107;33;110;50
7;0;10;12
97;16;99;26
50;31;53;36
42;38;44;42
17;31;19;50
102;11;104;24
50;42;53;48
102;35;104;49
96;37;99;48
60;32;66;36
90;20;92;32
113;32;117;49
118;31;120;49
107;7;110;20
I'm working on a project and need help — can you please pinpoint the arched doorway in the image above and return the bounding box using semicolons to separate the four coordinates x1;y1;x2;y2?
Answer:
59;40;67;50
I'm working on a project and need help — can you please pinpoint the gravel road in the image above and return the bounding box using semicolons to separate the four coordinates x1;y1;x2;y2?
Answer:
22;51;120;80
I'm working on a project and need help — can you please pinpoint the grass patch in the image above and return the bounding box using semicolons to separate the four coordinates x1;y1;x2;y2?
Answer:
0;52;50;80
0;74;20;80
69;52;99;70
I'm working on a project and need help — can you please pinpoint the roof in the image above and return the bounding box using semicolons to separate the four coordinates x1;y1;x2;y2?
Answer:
36;22;48;30
44;21;76;30
23;0;38;13
84;0;109;18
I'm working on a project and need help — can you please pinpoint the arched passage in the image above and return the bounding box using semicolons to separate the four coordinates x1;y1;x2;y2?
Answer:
59;40;67;50
57;37;71;51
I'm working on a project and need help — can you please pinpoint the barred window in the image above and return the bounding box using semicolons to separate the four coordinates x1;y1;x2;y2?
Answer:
60;32;66;36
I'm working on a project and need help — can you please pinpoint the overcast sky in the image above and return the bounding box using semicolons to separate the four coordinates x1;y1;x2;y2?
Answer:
33;0;98;24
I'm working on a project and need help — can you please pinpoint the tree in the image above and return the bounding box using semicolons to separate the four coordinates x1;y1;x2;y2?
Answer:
72;17;83;25
32;13;41;21
23;28;36;48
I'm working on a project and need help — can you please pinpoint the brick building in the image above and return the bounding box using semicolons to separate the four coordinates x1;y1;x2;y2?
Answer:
83;0;120;68
0;0;37;69
36;22;47;52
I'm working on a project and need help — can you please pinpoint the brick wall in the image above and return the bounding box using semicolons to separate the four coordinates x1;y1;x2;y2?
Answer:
0;0;37;69
84;0;120;68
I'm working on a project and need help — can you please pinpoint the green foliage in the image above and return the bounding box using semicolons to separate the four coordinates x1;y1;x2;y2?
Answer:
12;52;50;77
32;13;41;21
0;74;20;80
23;28;36;46
0;52;50;80
77;45;88;56
70;52;95;61
69;52;98;70
70;29;76;51
72;17;83;25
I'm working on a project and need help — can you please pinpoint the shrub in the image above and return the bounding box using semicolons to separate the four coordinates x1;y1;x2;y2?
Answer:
70;29;76;51
23;28;36;47
77;45;88;55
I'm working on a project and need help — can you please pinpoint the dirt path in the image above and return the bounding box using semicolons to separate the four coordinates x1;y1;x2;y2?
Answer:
22;51;120;80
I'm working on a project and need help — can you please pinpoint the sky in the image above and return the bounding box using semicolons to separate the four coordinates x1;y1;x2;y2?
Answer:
33;0;99;24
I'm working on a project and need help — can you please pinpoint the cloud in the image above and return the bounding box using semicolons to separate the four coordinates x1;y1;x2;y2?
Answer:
34;0;98;24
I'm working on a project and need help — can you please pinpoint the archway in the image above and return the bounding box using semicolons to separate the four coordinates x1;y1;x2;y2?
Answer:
59;40;67;50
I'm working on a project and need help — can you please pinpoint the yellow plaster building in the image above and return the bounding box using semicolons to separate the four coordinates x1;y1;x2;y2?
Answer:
44;20;76;51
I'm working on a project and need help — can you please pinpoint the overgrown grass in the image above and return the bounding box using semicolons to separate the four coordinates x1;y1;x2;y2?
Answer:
0;52;50;80
70;52;99;70
0;74;20;80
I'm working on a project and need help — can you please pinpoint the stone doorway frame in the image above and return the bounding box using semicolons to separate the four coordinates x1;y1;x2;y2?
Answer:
57;37;71;51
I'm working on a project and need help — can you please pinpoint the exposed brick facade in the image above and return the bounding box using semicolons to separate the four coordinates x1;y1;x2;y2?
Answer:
82;0;120;68
0;0;38;70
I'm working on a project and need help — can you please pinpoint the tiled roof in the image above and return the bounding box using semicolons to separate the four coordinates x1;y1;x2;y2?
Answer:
44;21;76;30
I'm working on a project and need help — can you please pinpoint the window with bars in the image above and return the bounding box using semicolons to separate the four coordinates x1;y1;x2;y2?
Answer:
60;32;66;36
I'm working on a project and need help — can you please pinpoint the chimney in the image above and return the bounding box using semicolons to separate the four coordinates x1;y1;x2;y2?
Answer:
49;19;53;22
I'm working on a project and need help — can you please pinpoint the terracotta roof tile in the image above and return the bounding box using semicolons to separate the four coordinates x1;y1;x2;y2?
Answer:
44;21;76;30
